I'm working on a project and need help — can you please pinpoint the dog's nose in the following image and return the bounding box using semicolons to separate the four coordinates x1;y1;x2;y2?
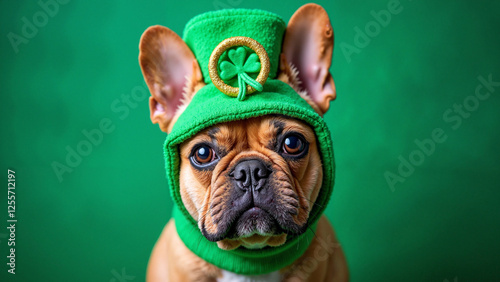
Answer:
231;159;270;191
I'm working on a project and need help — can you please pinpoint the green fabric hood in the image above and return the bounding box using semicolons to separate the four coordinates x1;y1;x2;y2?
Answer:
163;9;335;275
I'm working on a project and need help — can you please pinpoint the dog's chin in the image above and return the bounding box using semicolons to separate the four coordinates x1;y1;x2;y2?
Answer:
233;207;279;237
213;207;289;251
217;233;288;251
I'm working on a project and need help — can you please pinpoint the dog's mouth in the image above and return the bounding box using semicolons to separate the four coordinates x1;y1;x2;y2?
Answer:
225;206;282;239
207;206;293;250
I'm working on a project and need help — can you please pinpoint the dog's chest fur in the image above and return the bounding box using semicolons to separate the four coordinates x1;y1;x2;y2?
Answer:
217;270;281;282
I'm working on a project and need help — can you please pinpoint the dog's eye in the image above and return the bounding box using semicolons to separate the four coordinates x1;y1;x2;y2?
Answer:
282;134;306;155
192;145;217;165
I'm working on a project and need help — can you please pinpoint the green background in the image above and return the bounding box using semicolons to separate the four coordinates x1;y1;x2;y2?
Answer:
1;0;499;281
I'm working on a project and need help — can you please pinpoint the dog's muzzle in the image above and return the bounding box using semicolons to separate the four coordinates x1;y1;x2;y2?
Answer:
226;158;281;237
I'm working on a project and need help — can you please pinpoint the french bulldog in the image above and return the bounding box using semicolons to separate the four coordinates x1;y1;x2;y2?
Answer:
139;4;348;281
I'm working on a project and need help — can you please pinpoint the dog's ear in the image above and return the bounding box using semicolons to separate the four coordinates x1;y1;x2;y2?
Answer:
139;25;203;133
282;4;336;116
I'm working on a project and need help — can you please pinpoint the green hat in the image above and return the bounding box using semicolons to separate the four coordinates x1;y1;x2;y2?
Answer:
183;9;286;84
164;9;335;275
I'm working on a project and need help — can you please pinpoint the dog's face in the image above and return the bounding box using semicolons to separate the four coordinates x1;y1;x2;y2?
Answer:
139;4;335;250
178;115;323;249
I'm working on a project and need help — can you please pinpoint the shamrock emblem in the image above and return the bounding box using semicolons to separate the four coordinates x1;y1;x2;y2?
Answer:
208;37;270;100
219;46;263;100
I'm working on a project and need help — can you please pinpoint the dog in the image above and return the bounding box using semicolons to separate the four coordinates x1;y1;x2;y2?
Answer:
139;4;348;281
